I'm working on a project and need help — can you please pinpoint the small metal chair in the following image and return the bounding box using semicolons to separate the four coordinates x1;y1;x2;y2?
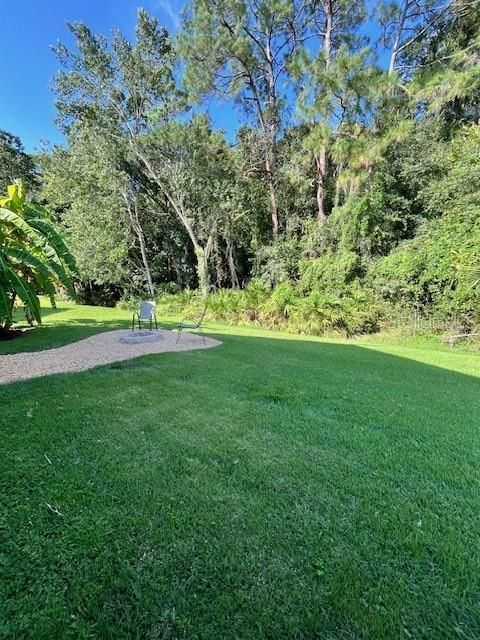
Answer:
176;303;208;343
132;301;158;331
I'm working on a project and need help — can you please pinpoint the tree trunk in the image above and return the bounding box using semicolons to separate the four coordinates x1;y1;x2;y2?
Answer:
214;237;224;289
314;0;333;226
137;230;154;297
389;0;409;75
266;153;279;239
226;235;240;290
123;189;155;297
194;245;209;298
323;0;333;59
133;199;155;297
315;149;327;224
334;162;344;208
265;35;280;240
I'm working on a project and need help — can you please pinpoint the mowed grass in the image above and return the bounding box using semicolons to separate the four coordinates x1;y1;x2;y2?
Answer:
1;302;480;639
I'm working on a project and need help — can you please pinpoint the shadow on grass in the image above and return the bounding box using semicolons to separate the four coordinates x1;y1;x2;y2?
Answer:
34;306;68;318
0;328;479;639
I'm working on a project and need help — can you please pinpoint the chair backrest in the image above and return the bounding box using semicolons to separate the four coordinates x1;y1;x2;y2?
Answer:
197;302;208;325
139;300;156;320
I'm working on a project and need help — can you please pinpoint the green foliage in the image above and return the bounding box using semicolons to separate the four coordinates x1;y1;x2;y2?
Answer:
0;130;38;194
262;281;298;319
254;235;302;287
158;275;381;337
411;2;480;122
371;124;480;325
40;131;131;287
0;182;76;329
144;114;237;293
371;246;425;304
299;251;362;294
296;286;382;335
32;0;480;337
422;123;480;217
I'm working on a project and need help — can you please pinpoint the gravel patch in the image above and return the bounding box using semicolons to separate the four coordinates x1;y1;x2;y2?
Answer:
0;329;221;385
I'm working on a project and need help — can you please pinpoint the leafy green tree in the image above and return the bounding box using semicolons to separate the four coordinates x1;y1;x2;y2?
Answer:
41;127;198;298
0;130;38;194
143;115;236;293
0;182;76;331
40;131;131;291
376;0;452;76
372;123;480;321
181;0;309;239
290;1;374;223
411;0;480;123
53;11;201;286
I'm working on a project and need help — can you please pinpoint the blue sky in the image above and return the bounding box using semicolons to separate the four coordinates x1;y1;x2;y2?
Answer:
0;0;385;152
0;0;188;151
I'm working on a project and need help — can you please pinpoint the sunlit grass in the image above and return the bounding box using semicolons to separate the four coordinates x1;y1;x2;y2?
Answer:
1;300;479;638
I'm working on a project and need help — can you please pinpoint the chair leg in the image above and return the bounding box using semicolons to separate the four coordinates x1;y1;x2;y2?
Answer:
132;313;138;331
150;317;152;332
154;315;158;330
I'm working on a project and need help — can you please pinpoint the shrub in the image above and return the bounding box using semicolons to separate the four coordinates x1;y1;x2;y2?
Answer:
254;237;302;287
299;251;362;295
155;278;382;338
261;282;299;322
370;204;480;326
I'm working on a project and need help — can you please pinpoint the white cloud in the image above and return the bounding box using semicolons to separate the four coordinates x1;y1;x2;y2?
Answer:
151;0;182;29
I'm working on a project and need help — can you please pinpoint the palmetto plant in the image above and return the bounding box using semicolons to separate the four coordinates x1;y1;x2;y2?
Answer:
0;181;76;330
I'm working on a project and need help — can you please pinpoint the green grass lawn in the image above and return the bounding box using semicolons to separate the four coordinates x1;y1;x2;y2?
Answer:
1;301;480;639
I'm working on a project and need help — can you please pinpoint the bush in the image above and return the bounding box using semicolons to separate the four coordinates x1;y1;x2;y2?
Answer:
254;238;302;287
299;250;362;294
370;246;425;305
261;282;299;321
155;279;381;337
370;205;480;326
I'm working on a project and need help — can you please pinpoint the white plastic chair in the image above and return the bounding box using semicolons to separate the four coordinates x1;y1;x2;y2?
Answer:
132;301;158;331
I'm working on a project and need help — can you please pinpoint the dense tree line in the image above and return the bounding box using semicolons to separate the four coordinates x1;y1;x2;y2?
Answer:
2;0;479;333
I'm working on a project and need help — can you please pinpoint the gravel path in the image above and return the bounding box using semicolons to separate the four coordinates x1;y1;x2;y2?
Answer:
0;329;221;385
